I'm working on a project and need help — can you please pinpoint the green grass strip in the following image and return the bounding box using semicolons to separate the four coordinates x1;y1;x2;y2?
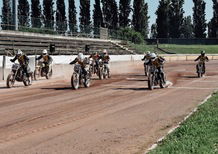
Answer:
149;92;218;154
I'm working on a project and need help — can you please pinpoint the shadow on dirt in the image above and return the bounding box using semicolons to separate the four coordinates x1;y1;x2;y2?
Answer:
181;75;199;79
127;79;148;82
0;87;8;89
128;74;145;77
41;87;72;91
114;87;150;91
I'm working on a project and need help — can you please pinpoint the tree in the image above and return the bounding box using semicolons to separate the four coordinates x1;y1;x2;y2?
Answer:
31;0;42;28
80;0;91;33
18;0;30;27
193;0;207;38
169;0;184;38
93;0;103;36
156;0;170;38
101;0;119;29
69;0;77;33
119;0;131;27
43;0;54;29
1;0;12;30
56;0;67;33
208;0;218;38
132;0;149;38
180;16;194;38
150;24;157;38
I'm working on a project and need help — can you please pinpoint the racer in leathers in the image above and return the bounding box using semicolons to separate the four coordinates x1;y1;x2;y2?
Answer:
99;49;111;78
36;49;53;74
194;50;209;74
10;49;30;77
148;53;166;82
69;53;89;76
89;52;100;73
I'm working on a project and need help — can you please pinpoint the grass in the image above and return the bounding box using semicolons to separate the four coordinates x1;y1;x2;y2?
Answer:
129;43;218;54
159;44;218;54
149;92;218;154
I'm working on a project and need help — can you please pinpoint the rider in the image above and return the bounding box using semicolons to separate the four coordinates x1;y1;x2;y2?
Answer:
10;49;30;77
142;51;151;62
36;49;53;73
194;50;209;74
89;52;100;73
99;49;111;78
148;53;166;81
69;53;89;76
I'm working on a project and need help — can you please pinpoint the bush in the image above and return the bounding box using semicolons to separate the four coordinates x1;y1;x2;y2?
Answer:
117;28;144;44
18;27;58;35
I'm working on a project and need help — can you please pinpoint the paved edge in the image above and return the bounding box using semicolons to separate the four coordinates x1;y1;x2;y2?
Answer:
144;90;217;154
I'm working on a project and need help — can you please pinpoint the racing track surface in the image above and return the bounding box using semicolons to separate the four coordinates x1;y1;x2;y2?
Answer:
0;61;218;154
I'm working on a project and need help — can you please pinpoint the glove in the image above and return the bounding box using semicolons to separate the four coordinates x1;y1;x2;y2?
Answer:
10;59;13;62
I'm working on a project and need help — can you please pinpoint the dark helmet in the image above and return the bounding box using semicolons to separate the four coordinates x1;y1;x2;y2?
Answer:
201;50;205;55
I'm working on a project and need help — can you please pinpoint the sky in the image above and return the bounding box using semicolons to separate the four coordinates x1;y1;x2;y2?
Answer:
0;0;214;28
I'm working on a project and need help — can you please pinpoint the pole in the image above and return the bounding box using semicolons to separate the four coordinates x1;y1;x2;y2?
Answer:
2;55;6;80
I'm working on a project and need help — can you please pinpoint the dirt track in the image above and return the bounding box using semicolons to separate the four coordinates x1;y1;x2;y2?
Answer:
0;61;218;154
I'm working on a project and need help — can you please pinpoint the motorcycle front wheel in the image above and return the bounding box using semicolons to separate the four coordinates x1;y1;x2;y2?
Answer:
148;74;154;90
71;73;79;90
6;74;15;88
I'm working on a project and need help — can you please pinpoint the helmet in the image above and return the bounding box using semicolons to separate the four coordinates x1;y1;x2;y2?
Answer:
201;50;205;55
17;49;23;56
103;49;107;54
78;53;84;61
146;51;151;55
150;53;157;59
42;49;48;55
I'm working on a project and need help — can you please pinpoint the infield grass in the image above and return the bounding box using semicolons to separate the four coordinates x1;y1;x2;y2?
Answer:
149;92;218;154
130;43;218;54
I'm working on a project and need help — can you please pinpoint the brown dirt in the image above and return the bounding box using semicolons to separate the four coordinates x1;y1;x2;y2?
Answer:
0;61;218;154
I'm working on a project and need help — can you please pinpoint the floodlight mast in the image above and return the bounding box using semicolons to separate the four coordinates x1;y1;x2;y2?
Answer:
12;0;18;30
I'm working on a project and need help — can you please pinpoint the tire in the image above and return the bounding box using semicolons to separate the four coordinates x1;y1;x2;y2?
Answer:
34;69;40;80
148;75;154;90
144;65;148;76
98;68;103;80
198;72;202;78
103;67;107;79
84;77;91;88
159;73;165;89
71;73;79;90
23;75;32;86
6;74;15;88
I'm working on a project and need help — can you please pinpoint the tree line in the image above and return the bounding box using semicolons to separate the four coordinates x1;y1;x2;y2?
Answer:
1;0;218;39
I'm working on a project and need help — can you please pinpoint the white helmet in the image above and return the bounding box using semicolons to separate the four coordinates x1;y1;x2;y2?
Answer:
103;49;107;54
42;49;48;55
17;49;23;55
147;51;151;54
78;53;84;61
150;53;157;59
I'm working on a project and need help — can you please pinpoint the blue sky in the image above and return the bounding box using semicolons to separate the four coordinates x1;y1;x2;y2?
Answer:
0;0;213;27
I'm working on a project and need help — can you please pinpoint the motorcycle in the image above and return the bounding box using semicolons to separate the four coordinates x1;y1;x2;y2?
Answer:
71;64;91;90
148;65;166;90
34;61;53;80
196;61;205;78
7;63;32;88
99;60;110;79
